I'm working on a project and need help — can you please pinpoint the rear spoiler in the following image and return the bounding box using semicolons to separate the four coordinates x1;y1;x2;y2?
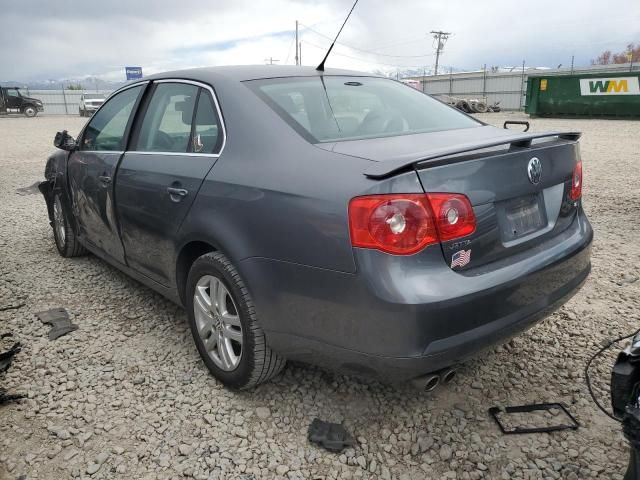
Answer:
364;131;581;179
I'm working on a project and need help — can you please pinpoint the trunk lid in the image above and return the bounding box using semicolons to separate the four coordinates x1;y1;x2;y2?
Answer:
324;125;581;270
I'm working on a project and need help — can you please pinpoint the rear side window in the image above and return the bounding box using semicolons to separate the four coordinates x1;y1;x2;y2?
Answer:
192;91;223;154
250;76;481;143
81;85;142;151
135;83;199;153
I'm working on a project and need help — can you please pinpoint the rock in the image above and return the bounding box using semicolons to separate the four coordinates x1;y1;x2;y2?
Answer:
418;435;434;452
255;407;271;419
47;425;71;440
47;445;62;459
178;444;194;456
439;444;453;461
95;452;109;465
276;464;289;476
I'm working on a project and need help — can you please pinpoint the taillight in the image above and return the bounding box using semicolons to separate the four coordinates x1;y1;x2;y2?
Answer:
348;193;476;255
569;160;582;201
426;193;476;241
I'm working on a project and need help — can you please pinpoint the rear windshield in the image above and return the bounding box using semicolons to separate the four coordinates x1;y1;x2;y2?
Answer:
250;76;481;143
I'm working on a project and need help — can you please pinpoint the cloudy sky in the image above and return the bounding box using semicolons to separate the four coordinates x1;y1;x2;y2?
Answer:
2;0;639;81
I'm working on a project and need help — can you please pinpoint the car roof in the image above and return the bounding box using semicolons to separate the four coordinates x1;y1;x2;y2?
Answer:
144;65;381;83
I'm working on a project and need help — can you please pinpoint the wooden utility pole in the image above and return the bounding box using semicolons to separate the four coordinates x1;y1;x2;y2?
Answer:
430;30;451;75
295;21;299;65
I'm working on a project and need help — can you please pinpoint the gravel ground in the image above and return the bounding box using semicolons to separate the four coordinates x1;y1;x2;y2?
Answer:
0;112;639;480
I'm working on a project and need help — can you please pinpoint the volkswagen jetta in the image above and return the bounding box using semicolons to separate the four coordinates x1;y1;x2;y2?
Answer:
40;66;592;389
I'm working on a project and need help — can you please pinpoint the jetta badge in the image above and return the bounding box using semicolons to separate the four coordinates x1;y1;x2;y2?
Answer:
527;157;542;185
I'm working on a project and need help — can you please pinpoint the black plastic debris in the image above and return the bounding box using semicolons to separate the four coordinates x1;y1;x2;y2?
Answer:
489;402;579;434
0;302;25;312
308;418;356;452
0;333;21;373
0;387;25;406
35;308;79;340
0;334;24;406
15;181;42;196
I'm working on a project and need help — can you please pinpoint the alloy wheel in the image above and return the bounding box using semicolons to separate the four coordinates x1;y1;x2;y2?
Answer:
53;196;66;246
193;275;243;371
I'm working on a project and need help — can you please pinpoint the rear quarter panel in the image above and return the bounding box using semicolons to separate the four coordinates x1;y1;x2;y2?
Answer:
177;75;426;275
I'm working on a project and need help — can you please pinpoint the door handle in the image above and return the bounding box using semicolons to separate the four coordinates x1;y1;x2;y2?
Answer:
98;175;112;186
167;187;188;201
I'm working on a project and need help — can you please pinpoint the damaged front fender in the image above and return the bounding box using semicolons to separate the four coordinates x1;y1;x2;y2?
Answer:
38;179;55;225
40;150;70;226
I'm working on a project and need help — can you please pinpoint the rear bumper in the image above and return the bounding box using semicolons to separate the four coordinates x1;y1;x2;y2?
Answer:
242;208;593;382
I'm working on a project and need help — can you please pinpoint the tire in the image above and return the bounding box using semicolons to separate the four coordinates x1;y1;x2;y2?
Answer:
23;106;37;117
186;252;285;389
474;102;488;113
52;193;87;257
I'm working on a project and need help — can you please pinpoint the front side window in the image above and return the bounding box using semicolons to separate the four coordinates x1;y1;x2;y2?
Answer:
81;85;143;151
135;83;198;153
6;89;21;98
250;76;481;142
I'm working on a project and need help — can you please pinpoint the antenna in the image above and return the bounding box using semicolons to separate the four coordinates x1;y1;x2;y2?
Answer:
316;0;360;71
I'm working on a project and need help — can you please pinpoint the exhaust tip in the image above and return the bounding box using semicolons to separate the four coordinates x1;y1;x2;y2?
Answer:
441;368;457;385
412;374;440;392
424;375;440;392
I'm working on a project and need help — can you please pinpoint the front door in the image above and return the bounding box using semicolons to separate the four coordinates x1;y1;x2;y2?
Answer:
116;81;224;285
67;84;145;263
5;88;22;112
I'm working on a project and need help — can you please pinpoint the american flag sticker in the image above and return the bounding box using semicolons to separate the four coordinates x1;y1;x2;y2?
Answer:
451;249;471;268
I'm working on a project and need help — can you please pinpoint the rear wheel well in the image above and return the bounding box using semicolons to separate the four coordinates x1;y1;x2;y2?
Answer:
176;241;217;305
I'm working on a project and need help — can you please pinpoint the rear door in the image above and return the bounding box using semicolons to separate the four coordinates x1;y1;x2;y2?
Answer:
67;84;145;263
115;80;224;285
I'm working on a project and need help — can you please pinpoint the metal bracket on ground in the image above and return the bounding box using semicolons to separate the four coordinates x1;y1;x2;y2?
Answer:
489;402;580;434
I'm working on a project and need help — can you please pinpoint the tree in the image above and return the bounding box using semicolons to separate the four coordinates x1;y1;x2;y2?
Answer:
592;43;640;65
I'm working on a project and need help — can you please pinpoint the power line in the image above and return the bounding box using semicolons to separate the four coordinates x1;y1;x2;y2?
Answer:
302;39;430;69
430;30;451;75
300;23;434;59
284;34;296;65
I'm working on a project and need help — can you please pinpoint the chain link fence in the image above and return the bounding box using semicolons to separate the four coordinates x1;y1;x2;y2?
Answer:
410;62;640;111
21;89;114;115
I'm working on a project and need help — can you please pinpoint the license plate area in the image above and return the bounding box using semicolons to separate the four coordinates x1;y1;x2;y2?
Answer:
497;193;547;242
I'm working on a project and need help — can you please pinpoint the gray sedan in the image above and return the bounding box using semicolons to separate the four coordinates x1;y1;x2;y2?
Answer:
40;66;592;390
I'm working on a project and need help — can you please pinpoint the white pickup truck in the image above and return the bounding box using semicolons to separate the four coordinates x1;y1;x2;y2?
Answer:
79;93;106;117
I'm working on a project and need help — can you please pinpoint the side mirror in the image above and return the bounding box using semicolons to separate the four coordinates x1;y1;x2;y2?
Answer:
54;130;77;151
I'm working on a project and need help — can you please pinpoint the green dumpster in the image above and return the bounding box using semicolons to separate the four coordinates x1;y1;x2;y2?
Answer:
526;71;640;118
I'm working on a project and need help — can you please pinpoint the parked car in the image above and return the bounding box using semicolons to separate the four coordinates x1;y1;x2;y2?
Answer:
40;66;592;390
78;93;106;117
0;86;43;117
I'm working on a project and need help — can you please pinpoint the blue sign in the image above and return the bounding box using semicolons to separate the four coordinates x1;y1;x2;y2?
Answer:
125;66;143;81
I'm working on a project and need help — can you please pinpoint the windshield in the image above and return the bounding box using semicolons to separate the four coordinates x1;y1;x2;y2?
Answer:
251;76;481;143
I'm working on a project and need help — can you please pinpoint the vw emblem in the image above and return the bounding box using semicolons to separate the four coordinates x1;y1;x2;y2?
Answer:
527;157;542;185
